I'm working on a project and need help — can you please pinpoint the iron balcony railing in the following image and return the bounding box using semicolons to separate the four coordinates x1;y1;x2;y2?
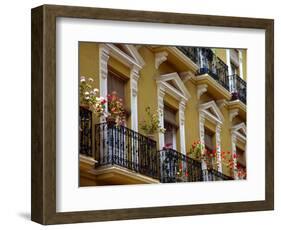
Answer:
177;47;230;91
79;107;93;156
79;115;234;182
207;168;233;181
177;46;199;65
95;122;160;180
159;148;233;183
177;46;247;105
229;74;247;104
159;148;203;183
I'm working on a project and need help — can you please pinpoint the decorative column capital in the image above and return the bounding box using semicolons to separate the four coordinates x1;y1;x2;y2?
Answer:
216;123;222;133
99;45;110;61
199;113;206;124
130;65;140;80
231;133;237;144
179;99;186;110
99;45;110;79
155;51;168;69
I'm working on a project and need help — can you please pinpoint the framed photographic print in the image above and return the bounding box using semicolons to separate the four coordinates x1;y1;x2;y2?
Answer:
31;4;274;225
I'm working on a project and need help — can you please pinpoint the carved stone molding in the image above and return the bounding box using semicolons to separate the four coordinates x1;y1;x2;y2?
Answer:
197;84;208;99
155;51;168;69
179;71;194;83
216;99;227;109
229;109;239;122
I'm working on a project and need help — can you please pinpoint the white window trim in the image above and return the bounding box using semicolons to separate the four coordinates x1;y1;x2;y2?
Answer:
156;72;190;153
99;44;145;131
231;122;247;179
199;101;224;175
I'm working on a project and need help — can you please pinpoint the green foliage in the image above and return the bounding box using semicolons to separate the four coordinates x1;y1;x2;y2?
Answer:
139;106;165;135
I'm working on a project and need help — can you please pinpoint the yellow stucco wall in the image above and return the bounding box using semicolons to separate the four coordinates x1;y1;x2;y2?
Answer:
214;48;227;64
79;43;247;178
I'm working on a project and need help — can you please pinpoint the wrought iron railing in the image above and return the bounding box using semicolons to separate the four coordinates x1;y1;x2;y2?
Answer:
229;74;247;104
176;46;199;65
177;47;230;91
216;57;230;90
79;107;92;156
159;149;233;183
159;149;203;183
207;168;234;181
95;122;159;179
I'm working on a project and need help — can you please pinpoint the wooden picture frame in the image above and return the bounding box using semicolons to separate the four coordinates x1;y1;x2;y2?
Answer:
31;4;274;225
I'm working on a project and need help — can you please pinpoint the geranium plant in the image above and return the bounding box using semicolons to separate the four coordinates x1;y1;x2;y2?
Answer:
107;91;126;126
79;76;106;117
139;106;165;136
176;162;189;182
188;140;205;159
188;140;246;179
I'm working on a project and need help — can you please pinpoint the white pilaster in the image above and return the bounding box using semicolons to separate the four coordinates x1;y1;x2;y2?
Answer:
157;85;165;150
215;124;223;173
231;133;238;179
99;46;110;122
179;100;187;154
226;49;234;92
130;66;140;131
199;114;208;181
238;50;244;79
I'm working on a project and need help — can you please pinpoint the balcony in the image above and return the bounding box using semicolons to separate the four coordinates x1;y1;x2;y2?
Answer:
79;107;93;156
159;148;232;183
229;74;247;104
176;46;199;65
94;122;160;182
80;109;233;184
177;46;246;104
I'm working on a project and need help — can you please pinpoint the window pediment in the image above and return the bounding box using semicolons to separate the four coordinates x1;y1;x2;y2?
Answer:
156;72;191;101
199;100;224;124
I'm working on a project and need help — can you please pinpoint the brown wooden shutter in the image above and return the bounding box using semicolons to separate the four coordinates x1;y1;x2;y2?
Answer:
107;71;126;102
164;105;178;127
204;129;214;151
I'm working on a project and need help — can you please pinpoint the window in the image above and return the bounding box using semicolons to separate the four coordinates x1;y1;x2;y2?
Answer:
164;105;178;149
231;62;240;75
204;128;214;151
204;128;216;169
107;70;126;102
236;147;246;179
230;49;240;75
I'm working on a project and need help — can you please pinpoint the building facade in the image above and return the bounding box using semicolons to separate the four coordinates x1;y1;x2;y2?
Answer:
79;43;247;186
